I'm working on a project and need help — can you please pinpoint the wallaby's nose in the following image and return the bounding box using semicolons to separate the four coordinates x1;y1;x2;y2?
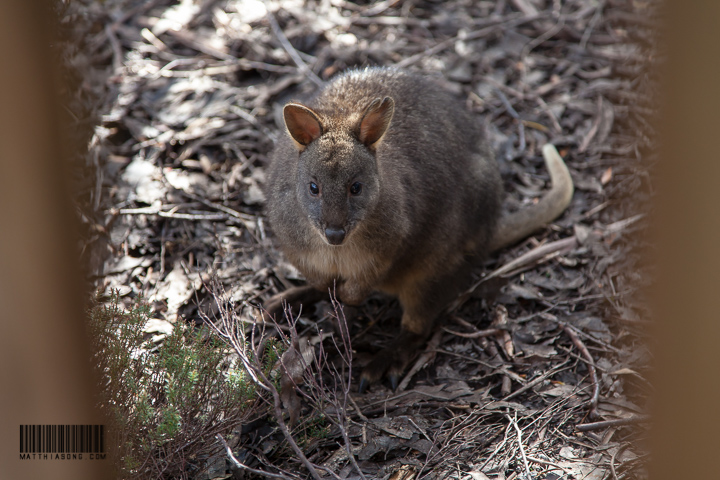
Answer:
325;227;346;245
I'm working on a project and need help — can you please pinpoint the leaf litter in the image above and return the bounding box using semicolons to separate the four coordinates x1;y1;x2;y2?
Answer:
59;0;658;478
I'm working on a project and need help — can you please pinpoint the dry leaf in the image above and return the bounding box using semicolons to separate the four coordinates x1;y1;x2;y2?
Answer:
279;337;314;426
601;167;613;185
388;464;417;480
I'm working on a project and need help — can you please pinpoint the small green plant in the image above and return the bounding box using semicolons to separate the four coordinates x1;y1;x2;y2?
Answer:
302;414;331;445
89;292;259;479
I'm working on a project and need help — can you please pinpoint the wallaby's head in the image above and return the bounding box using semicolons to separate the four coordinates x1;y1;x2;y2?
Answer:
281;96;394;246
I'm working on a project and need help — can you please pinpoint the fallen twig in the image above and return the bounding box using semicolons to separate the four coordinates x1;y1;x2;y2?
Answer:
498;360;571;402
216;434;296;480
450;236;577;311
492;305;515;359
397;329;444;391
487;236;578;281
396;14;544;68
266;10;324;88
605;213;646;234
507;413;533;480
446;315;505;338
104;23;123;72
181;191;257;221
443;326;505;339
563;326;600;418
526;456;575;477
576;415;650;432
114;205;241;222
496;89;526;152
610;442;628;480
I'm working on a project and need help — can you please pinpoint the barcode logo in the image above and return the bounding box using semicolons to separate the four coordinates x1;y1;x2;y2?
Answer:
19;425;104;454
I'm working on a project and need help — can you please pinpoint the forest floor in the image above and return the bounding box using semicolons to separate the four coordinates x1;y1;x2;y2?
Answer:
60;0;658;478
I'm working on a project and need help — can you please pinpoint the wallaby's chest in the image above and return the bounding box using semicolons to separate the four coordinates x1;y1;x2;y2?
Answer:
294;241;382;284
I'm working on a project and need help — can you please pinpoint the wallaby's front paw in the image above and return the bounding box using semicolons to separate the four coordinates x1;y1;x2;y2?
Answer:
358;331;427;393
262;285;325;320
262;292;287;320
337;281;370;306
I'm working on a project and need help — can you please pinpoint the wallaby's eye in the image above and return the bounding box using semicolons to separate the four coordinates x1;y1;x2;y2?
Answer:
350;182;362;196
309;182;320;196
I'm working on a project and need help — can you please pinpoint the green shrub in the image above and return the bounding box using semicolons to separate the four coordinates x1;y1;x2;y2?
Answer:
89;293;259;479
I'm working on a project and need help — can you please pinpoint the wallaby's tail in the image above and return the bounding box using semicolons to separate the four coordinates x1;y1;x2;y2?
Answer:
489;144;574;252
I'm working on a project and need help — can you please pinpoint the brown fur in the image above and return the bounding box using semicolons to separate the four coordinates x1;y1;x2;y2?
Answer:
265;67;573;389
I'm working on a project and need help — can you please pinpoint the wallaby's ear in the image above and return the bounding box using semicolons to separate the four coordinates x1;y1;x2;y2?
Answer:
358;97;394;148
284;103;323;148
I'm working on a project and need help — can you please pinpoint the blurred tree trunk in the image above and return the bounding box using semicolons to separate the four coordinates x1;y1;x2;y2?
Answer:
0;2;110;478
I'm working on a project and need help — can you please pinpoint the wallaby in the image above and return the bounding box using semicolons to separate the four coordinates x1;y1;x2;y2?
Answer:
264;67;573;392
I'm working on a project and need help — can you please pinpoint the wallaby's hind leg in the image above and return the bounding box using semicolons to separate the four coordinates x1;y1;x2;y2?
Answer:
263;285;325;320
359;262;473;392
